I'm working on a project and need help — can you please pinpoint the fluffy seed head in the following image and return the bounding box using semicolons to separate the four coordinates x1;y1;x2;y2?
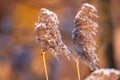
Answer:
85;68;120;80
35;8;72;60
72;3;99;70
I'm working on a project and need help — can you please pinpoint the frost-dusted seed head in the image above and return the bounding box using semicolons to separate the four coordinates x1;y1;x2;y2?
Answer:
35;8;72;60
38;8;59;25
74;3;98;29
85;69;120;80
72;3;99;70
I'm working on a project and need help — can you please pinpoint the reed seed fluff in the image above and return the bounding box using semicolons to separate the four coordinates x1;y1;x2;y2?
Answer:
72;3;99;70
35;8;72;60
85;69;120;80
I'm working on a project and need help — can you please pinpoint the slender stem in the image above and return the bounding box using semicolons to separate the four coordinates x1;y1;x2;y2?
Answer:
43;52;49;80
76;59;80;80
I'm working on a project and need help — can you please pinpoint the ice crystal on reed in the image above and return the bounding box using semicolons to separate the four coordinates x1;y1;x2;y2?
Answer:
35;8;72;60
72;3;99;70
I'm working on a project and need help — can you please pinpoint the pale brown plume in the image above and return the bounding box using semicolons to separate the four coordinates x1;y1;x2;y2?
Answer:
72;3;99;70
35;8;73;60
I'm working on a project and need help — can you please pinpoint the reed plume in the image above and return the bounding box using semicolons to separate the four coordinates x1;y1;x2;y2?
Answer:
85;68;120;80
72;3;99;70
35;8;73;80
35;8;72;60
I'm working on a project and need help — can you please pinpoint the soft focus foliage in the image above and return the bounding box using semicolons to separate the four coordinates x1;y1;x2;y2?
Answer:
0;0;120;80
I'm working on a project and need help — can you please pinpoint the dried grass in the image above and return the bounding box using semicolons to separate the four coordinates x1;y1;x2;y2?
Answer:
72;3;99;70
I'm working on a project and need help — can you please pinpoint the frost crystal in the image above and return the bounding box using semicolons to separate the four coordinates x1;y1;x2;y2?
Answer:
72;3;99;70
85;69;120;80
35;8;72;60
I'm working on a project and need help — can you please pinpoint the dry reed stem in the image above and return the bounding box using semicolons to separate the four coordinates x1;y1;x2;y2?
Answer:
43;52;48;80
72;3;99;70
76;59;81;80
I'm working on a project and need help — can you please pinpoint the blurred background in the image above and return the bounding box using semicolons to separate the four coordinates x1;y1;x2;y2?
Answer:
0;0;120;80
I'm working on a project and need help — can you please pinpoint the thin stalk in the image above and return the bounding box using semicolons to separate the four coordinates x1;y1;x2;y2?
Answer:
76;59;80;80
43;52;48;80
